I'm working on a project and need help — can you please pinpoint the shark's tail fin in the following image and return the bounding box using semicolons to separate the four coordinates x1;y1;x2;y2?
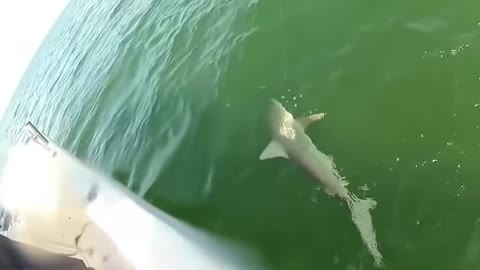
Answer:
346;194;384;267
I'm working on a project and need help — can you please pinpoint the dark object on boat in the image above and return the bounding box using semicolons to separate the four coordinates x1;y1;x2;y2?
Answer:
0;234;93;270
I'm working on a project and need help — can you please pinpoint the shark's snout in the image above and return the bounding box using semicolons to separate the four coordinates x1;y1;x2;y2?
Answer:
270;98;282;108
270;99;288;115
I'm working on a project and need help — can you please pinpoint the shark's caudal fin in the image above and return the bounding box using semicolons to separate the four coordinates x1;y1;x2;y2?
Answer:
346;194;384;267
259;140;288;160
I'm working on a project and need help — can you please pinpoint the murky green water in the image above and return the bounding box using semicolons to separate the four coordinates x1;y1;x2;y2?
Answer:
3;0;480;269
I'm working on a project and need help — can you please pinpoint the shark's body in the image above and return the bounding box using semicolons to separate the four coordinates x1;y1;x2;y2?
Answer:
260;99;383;266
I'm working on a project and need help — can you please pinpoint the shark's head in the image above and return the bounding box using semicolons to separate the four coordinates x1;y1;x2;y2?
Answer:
270;99;297;140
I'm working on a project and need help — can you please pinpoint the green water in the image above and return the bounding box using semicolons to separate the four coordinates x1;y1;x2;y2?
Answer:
3;0;480;269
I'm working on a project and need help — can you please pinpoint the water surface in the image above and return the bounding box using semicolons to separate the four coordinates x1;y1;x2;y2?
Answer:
3;0;480;269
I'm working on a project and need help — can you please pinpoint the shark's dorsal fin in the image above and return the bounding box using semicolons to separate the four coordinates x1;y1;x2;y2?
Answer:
259;140;288;160
297;113;326;130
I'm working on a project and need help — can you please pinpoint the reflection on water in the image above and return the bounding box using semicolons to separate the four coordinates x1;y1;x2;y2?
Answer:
1;0;258;199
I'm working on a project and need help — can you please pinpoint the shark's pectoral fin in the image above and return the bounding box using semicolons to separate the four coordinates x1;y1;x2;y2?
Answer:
260;140;288;160
297;113;327;129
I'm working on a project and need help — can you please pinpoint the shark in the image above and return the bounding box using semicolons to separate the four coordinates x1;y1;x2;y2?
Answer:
260;99;383;266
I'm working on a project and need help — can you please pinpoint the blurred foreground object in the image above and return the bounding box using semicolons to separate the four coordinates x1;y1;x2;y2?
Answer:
0;122;265;270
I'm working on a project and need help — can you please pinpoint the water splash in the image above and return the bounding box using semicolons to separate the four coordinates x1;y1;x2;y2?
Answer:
347;194;384;267
317;145;383;266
